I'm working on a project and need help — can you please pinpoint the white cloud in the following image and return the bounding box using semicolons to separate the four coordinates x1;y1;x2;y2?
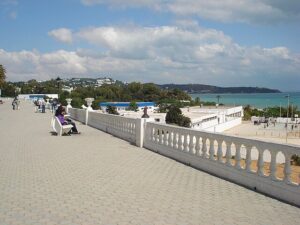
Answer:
48;28;73;44
80;0;300;24
1;23;300;89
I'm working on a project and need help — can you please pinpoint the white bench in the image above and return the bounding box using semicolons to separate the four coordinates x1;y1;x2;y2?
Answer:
51;116;73;136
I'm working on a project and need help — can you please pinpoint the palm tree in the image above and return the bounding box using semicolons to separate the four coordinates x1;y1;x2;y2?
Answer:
0;64;6;88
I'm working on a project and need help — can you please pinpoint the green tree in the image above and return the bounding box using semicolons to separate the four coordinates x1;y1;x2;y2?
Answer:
0;65;6;88
166;105;191;128
1;82;16;97
128;101;138;111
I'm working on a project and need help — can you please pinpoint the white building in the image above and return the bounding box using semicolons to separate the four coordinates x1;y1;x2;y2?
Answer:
62;86;73;93
96;78;115;87
100;102;155;112
120;111;166;123
181;105;243;132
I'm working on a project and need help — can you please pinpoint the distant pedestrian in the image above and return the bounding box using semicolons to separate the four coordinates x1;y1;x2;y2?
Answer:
41;99;46;113
52;98;58;113
12;98;16;110
12;97;19;110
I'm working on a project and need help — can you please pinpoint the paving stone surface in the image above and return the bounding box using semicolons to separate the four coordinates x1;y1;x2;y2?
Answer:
0;100;299;225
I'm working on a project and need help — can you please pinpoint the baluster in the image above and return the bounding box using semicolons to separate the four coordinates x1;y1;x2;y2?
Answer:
189;134;195;155
155;128;158;143
284;152;292;184
217;139;223;162
169;131;173;148
209;138;215;160
183;132;189;152
257;148;264;176
159;128;163;144
178;132;183;151
245;145;252;172
195;136;201;156
163;129;168;146
225;141;232;166
202;137;208;158
173;132;177;149
152;126;155;142
149;125;153;141
235;144;242;169
270;151;277;180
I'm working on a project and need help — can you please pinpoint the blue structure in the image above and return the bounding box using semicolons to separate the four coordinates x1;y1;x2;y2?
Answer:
99;102;155;111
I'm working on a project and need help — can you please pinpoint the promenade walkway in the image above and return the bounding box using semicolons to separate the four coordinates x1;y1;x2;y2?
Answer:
0;100;299;225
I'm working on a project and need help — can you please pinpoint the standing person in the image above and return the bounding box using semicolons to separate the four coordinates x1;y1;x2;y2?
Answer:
52;98;58;113
12;97;16;110
41;99;46;113
55;105;80;134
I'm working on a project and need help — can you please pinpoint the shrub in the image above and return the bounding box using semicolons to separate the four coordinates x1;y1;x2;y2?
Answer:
166;105;191;128
106;105;119;115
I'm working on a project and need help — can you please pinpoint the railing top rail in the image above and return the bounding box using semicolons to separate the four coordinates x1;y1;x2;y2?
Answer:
89;111;140;122
147;122;300;153
69;108;86;112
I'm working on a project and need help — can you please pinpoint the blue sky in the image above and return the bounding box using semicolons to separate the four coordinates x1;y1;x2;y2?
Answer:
1;0;300;91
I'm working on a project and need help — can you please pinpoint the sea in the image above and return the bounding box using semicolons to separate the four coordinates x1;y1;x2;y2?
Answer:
190;92;300;109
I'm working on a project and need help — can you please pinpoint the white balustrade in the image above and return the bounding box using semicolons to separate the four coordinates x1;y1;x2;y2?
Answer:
65;105;300;206
68;108;86;124
143;122;300;206
87;111;145;147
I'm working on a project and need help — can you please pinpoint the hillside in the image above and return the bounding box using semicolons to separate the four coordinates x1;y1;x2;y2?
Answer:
159;84;280;93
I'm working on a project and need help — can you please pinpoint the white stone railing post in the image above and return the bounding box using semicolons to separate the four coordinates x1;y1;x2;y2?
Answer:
136;118;146;148
85;98;94;125
66;98;72;114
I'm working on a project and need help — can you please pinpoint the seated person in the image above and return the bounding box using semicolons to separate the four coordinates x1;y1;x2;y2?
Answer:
55;105;80;134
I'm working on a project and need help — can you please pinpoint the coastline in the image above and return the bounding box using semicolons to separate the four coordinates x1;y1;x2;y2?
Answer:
190;92;300;108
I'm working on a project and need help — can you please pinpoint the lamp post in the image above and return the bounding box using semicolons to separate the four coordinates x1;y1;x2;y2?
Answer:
285;94;290;119
285;94;290;143
291;102;293;119
216;95;221;107
280;102;281;117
